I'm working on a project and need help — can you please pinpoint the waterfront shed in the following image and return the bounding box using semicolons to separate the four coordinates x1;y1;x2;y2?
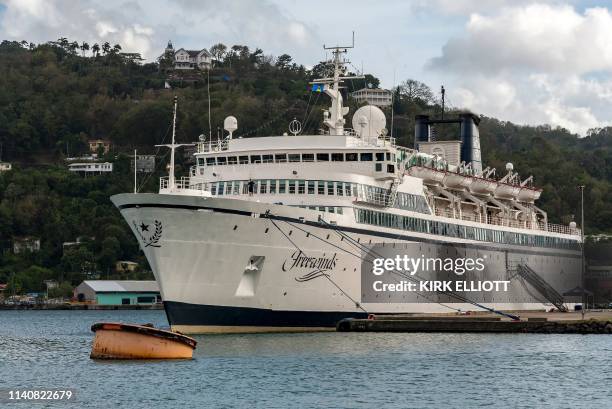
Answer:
75;280;161;305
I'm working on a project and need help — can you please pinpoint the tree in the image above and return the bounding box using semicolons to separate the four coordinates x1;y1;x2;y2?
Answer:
209;43;227;62
91;43;100;57
399;79;434;103
275;54;293;70
80;41;89;57
102;42;111;55
112;44;122;54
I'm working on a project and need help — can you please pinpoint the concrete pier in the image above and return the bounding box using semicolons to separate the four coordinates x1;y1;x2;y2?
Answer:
337;311;612;334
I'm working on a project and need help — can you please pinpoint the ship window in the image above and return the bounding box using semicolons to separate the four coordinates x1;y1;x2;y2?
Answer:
298;180;305;194
316;153;329;161
211;183;217;195
198;158;205;166
360;153;373;161
318;206;325;212
328;207;336;214
242;182;249;194
269;180;277;194
346;153;358;161
217;157;227;165
259;180;267;194
386;152;391;161
327;181;334;195
308;181;315;194
239;156;249;164
387;164;395;173
289;180;297;194
344;183;351;196
279;180;287;194
337;207;343;215
317;181;325;195
275;154;287;163
227;156;237;165
250;155;261;164
218;182;225;195
375;163;382;172
262;155;273;163
336;182;344;196
331;153;344;161
302;153;315;162
289;154;301;162
375;152;385;161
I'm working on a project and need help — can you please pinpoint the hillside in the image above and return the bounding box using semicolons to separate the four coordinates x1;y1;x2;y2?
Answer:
0;39;610;294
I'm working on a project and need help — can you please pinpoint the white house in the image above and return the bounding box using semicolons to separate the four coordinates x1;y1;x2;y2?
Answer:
162;41;212;70
0;162;11;172
68;162;113;174
350;87;393;107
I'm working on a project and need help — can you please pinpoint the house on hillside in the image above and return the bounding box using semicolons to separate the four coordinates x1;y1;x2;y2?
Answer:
0;162;11;172
88;139;111;154
68;162;113;174
162;41;212;70
13;237;40;254
350;87;393;107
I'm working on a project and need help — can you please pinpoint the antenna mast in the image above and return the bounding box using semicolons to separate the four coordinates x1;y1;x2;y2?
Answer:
441;85;445;120
311;32;363;136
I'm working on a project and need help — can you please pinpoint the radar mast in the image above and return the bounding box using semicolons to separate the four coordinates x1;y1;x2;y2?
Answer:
310;33;364;136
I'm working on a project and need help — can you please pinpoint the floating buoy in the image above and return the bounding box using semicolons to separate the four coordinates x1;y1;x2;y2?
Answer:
90;322;197;360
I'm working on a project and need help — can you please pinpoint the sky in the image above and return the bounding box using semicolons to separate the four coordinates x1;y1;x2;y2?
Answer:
0;0;611;135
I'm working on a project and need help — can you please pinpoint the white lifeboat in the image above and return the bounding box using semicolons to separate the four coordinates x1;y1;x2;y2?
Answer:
442;172;472;190
406;166;445;186
517;187;542;203
494;182;521;200
470;177;497;195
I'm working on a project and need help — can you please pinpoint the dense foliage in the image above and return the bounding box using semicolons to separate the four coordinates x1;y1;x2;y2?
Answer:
0;39;610;294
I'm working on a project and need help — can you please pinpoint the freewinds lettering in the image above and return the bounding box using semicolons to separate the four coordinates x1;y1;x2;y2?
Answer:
282;251;338;282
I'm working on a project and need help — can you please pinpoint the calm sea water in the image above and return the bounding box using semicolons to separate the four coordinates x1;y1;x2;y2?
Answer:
1;310;611;408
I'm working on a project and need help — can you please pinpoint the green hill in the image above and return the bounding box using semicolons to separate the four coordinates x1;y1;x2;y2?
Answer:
0;39;610;294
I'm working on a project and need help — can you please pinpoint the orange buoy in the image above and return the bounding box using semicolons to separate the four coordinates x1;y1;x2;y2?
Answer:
90;322;197;360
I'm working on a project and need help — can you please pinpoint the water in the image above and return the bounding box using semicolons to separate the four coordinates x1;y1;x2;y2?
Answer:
1;310;611;408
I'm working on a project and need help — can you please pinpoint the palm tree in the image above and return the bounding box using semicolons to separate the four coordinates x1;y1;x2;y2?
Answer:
92;43;100;57
112;44;122;54
101;42;111;55
69;41;79;54
80;42;89;57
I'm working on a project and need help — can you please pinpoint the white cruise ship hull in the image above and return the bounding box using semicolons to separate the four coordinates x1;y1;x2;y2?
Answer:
112;193;581;334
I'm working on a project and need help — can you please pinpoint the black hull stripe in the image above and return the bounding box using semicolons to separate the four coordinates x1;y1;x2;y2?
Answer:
164;301;366;327
118;202;580;258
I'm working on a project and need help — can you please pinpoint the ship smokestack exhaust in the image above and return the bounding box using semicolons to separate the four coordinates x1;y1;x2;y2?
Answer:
414;114;430;148
459;112;482;175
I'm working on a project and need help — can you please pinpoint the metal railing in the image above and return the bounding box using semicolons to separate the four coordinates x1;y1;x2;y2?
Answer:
196;140;229;153
432;207;580;236
159;176;210;192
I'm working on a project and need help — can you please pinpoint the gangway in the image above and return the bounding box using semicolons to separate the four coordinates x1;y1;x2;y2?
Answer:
516;264;568;312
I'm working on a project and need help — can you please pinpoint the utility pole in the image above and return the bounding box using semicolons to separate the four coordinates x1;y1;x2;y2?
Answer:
579;185;586;319
441;85;445;120
134;149;137;194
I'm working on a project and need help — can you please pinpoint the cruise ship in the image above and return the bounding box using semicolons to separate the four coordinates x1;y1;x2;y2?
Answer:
112;45;582;333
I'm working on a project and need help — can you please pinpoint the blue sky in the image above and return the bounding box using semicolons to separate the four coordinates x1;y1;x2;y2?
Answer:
0;0;611;134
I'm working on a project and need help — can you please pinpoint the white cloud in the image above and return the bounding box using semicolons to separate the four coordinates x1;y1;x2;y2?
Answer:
429;3;612;135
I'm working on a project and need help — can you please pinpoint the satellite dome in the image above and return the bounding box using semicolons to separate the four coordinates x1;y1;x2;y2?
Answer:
224;116;238;138
505;162;514;172
569;221;577;229
352;105;386;138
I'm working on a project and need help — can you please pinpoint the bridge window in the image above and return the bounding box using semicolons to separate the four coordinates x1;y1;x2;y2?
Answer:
275;154;287;163
298;180;305;194
239;156;249;164
308;181;315;194
387;164;395;173
269;180;277;194
317;181;325;195
227;156;237;165
375;152;385;161
279;180;287;194
250;155;261;164
289;154;300;163
346;153;358;161
262;155;273;163
317;153;329;161
302;153;314;162
360;153;373;161
331;153;344;161
217;157;227;165
206;157;216;166
289;180;296;194
259;180;267;194
198;158;205;166
327;181;334;195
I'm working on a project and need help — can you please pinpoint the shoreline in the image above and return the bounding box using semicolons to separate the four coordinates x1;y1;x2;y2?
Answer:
0;304;163;310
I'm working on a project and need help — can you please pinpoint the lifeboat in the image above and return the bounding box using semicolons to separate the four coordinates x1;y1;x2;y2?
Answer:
517;186;542;203
494;183;521;200
442;172;472;190
470;177;497;195
406;166;445;186
90;322;197;359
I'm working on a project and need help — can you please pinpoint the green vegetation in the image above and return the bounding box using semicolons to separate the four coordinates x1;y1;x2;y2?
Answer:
0;38;610;294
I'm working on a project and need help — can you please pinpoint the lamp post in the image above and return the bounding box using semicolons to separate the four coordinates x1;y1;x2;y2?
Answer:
579;185;585;320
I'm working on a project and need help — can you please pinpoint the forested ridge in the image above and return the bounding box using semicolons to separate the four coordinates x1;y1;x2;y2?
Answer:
0;39;610;294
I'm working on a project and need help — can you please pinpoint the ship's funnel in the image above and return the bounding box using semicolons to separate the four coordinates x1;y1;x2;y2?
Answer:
460;112;482;175
414;115;430;148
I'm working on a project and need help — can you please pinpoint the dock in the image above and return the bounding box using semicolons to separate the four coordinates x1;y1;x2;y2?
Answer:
336;312;612;334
